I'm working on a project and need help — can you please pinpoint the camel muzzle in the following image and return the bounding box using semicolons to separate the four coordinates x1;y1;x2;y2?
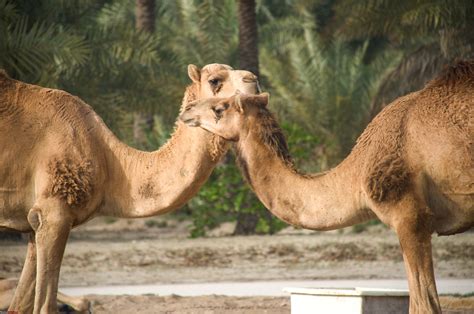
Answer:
179;113;200;127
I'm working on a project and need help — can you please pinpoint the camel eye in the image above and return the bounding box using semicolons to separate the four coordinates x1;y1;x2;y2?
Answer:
212;103;228;116
213;107;224;115
209;78;219;86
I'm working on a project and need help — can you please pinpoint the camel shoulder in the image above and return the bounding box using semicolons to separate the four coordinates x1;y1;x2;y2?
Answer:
352;93;416;203
356;74;472;203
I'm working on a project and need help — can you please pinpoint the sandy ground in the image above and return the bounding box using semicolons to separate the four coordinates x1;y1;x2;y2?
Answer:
1;217;473;312
76;295;474;314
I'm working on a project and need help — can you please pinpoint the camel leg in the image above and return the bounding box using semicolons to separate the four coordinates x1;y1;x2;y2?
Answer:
3;278;90;313
29;206;73;314
391;199;441;314
57;291;90;312
1;278;18;311
8;233;37;313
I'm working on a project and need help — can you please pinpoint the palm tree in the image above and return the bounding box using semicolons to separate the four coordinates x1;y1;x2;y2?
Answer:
335;0;474;116
135;0;155;32
0;0;90;84
237;0;259;76
260;5;398;167
133;0;156;147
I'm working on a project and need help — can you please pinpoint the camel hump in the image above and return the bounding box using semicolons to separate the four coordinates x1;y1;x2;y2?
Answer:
427;59;474;88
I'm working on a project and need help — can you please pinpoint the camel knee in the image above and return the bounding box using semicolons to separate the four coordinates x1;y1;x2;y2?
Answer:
28;205;73;234
27;208;42;231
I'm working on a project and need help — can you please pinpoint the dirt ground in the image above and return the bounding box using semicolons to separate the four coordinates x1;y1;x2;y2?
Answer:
1;217;473;313
76;295;473;314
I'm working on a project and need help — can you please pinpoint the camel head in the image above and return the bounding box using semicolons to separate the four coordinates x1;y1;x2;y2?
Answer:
182;63;260;111
181;64;261;161
180;92;270;141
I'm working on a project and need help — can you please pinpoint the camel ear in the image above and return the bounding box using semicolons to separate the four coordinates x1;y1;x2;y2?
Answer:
253;92;269;107
188;64;201;83
234;93;244;113
247;93;270;107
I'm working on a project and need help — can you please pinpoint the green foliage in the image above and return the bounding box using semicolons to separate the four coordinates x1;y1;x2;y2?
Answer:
103;217;118;224
336;0;474;45
351;219;383;234
187;154;267;238
335;0;474;115
187;122;319;237
145;219;168;228
160;0;239;66
0;0;90;82
261;5;399;164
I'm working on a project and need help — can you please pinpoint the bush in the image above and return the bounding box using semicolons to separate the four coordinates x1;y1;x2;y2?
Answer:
187;122;321;237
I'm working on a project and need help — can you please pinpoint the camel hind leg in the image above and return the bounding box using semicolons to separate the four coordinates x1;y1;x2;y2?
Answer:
8;233;37;313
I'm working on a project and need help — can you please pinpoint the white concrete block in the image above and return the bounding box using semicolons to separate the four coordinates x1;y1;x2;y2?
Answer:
284;287;409;314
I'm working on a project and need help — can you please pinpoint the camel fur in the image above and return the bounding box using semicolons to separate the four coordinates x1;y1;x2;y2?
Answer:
0;63;259;313
180;60;474;314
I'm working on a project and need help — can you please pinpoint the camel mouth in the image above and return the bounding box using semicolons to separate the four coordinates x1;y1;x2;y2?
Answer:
180;117;200;127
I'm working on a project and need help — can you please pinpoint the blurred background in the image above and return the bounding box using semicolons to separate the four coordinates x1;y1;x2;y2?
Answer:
1;0;473;237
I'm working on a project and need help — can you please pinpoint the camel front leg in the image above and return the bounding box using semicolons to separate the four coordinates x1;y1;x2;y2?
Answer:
3;279;90;313
8;233;37;313
395;215;441;313
57;292;90;312
29;206;73;314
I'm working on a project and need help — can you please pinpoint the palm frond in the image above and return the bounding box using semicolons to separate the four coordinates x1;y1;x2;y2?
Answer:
369;43;446;117
261;8;399;164
1;16;89;82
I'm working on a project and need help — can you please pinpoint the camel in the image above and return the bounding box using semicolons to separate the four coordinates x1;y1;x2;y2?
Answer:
179;60;474;314
0;63;259;313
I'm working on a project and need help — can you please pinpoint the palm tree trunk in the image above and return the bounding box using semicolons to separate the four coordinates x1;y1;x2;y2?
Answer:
134;0;156;148
234;0;260;234
135;0;155;32
238;0;259;77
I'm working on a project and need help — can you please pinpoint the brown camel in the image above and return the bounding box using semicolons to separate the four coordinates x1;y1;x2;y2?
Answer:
0;63;259;313
180;60;474;314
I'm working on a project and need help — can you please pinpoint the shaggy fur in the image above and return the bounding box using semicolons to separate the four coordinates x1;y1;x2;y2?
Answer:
427;59;474;88
48;158;93;207
356;96;412;203
235;107;296;186
255;107;294;169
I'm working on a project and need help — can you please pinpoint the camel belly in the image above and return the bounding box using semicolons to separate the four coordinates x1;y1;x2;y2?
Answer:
427;187;474;235
0;172;35;232
0;194;34;232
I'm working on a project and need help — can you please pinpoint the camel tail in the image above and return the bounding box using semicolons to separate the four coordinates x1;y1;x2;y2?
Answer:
427;59;474;88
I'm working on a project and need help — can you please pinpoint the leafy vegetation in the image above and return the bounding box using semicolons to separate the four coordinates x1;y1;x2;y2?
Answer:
1;0;471;236
335;0;474;115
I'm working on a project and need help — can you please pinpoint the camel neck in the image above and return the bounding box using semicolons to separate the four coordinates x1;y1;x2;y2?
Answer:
101;121;225;218
235;124;372;230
